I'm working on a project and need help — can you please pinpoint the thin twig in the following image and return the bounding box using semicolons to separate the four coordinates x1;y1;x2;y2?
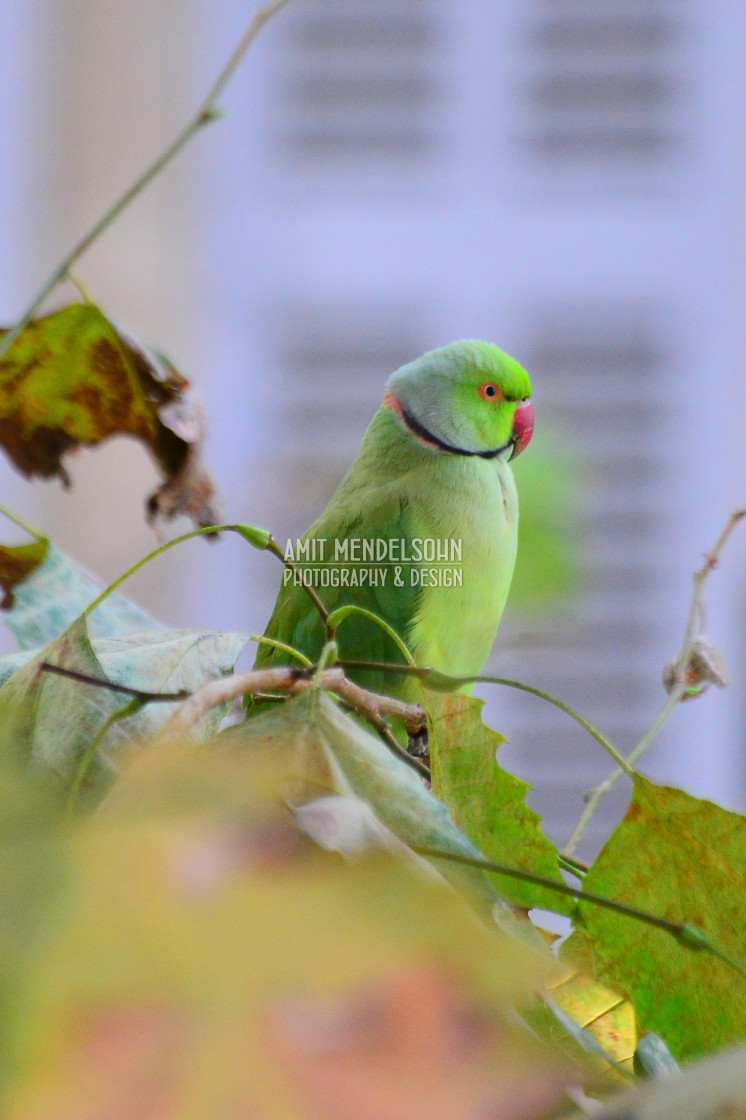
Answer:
563;509;745;857
197;0;293;111
0;0;294;360
329;606;417;667
65;696;143;817
338;658;631;774
250;634;313;667
83;523;231;617
266;535;331;625
0;503;45;541
677;510;745;661
77;523;324;639
41;662;188;701
414;846;746;979
473;675;633;774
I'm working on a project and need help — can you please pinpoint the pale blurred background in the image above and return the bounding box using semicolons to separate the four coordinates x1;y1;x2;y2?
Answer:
2;0;746;857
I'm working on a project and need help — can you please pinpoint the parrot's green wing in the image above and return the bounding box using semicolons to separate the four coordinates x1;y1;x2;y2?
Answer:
255;493;420;699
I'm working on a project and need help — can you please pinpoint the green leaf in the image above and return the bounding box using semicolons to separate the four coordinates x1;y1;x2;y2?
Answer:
1;533;155;651
427;692;570;912
0;617;250;799
578;776;746;1060
0;303;220;528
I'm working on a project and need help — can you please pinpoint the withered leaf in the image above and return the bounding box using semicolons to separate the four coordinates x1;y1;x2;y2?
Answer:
0;303;221;528
0;538;49;610
579;777;746;1061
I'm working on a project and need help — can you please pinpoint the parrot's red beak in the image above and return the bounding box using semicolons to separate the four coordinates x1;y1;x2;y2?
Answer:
509;400;533;460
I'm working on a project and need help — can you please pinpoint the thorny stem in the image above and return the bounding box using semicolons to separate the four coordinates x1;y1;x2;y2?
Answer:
0;0;294;360
563;509;746;857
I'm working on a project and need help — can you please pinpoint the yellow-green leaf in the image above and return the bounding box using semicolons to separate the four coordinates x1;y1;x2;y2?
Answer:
579;776;746;1060
549;931;637;1072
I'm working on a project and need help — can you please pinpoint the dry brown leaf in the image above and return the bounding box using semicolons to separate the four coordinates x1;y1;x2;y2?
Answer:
0;303;221;529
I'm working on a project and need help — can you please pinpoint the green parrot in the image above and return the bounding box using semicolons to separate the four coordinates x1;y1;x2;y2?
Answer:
254;339;533;703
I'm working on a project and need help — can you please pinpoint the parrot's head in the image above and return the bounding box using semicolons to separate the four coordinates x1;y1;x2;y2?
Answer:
383;340;533;462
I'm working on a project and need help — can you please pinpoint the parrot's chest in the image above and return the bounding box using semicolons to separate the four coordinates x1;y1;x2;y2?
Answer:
407;458;518;677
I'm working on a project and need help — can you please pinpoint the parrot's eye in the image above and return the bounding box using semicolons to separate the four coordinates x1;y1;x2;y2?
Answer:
479;382;501;401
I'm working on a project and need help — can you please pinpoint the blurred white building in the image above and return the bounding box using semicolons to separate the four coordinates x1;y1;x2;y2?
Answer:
2;0;745;856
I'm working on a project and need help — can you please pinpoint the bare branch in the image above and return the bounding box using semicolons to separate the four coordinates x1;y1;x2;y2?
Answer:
667;508;745;693
330;676;429;777
564;509;745;856
151;665;430;779
154;665;309;741
333;678;427;737
0;0;294;359
198;0;294;113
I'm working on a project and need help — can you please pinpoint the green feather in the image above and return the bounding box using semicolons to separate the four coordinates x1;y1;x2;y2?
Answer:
254;340;532;702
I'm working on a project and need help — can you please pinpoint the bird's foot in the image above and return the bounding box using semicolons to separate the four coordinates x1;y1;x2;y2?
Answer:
407;726;429;762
